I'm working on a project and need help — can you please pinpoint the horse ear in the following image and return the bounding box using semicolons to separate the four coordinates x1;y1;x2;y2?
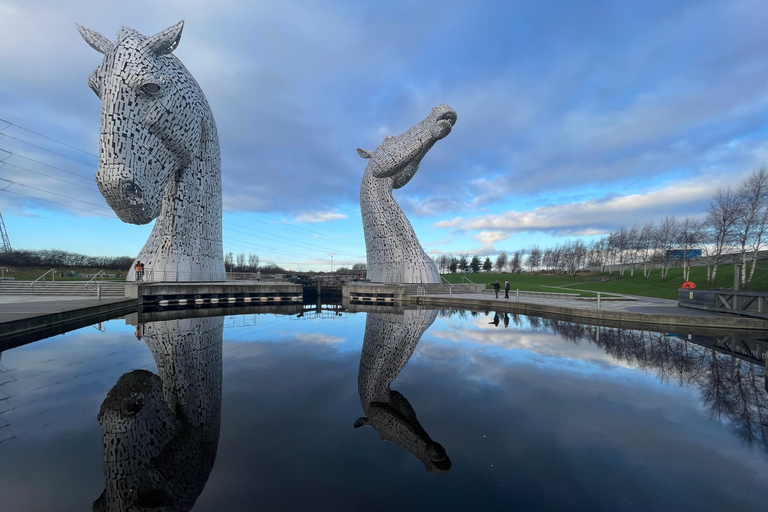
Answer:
76;24;112;54
357;148;373;159
145;21;184;56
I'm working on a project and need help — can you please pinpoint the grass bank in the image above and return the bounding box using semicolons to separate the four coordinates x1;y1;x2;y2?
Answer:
0;266;128;281
442;262;768;300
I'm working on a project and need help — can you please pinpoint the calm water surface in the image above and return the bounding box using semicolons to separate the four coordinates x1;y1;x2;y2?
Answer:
0;306;766;511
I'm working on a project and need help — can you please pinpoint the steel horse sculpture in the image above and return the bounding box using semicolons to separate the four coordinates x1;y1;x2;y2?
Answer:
94;316;223;511
354;308;451;474
358;105;457;283
78;21;225;282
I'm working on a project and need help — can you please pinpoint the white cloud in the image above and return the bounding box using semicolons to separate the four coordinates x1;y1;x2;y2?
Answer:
294;211;347;223
440;174;745;235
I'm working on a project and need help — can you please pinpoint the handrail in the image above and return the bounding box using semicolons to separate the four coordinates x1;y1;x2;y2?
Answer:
461;276;476;285
30;269;55;287
84;270;105;288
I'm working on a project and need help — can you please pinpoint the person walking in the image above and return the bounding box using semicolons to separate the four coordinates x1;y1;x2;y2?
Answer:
493;280;500;298
134;261;142;282
504;280;510;299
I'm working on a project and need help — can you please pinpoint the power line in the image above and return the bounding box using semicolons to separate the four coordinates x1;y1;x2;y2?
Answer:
0;188;117;218
223;221;365;258
0;177;111;211
0;161;101;193
0;133;96;167
222;236;333;261
0;112;366;260
0;117;98;158
0;102;95;143
0;149;94;182
224;202;364;250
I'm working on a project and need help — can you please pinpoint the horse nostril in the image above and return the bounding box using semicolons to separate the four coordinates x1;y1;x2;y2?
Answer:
122;180;144;203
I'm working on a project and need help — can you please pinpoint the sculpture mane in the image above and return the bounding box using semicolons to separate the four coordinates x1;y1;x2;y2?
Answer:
358;105;456;283
78;21;225;282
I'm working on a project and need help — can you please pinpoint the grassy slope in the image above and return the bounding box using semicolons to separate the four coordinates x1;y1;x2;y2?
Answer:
565;263;768;299
442;262;768;300
0;266;129;281
441;272;588;294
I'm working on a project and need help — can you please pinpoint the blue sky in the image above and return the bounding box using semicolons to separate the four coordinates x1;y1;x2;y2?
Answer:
1;0;767;270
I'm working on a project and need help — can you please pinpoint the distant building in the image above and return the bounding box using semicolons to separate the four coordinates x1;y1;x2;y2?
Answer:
666;249;702;260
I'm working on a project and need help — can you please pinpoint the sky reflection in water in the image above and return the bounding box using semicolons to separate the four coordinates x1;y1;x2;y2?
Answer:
0;307;766;511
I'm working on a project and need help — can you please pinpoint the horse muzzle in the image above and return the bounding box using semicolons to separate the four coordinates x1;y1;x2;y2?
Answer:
96;164;159;225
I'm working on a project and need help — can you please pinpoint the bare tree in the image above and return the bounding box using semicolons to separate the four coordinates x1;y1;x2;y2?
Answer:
224;252;234;272
735;168;768;287
248;252;259;270
654;216;678;280
236;252;245;270
494;251;508;273
509;251;522;273
527;246;541;272
675;218;704;282
706;188;739;283
638;221;654;279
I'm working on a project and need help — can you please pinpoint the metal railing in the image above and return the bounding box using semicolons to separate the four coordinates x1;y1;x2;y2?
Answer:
84;270;105;290
133;270;292;283
30;269;56;292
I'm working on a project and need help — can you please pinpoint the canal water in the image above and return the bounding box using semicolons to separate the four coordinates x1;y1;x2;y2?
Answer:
0;306;766;511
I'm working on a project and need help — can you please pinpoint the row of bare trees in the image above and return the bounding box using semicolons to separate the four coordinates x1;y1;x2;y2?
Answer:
707;167;768;288
435;168;767;287
224;252;260;272
0;249;134;269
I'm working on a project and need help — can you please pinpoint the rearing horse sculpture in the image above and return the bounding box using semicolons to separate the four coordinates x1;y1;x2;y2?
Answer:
358;105;457;283
78;21;225;282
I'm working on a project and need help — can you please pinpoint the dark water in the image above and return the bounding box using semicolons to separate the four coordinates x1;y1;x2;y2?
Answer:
0;306;766;511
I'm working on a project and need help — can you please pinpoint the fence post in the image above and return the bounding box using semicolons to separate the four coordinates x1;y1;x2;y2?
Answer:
516;289;519;302
97;284;102;301
597;292;601;310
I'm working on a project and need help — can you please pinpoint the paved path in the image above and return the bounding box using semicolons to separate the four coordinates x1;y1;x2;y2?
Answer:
0;296;134;325
447;291;731;318
414;290;767;331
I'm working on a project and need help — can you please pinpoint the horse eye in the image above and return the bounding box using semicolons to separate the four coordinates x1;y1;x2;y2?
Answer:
141;83;161;96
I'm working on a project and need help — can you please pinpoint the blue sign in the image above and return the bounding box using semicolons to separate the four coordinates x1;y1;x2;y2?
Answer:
666;249;702;260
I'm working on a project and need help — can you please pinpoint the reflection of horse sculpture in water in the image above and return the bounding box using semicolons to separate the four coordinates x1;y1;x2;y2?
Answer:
354;309;451;474
358;105;456;283
93;317;223;511
78;22;225;282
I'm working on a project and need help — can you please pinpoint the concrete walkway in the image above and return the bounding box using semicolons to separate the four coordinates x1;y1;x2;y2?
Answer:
0;295;138;348
0;296;135;324
412;290;768;331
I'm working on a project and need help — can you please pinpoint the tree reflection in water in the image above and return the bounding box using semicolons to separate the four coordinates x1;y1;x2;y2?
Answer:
93;317;223;511
355;309;451;474
438;308;768;453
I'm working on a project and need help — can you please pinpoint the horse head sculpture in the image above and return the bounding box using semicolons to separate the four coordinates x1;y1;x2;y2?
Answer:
93;316;223;511
78;22;225;282
354;309;451;474
358;105;456;283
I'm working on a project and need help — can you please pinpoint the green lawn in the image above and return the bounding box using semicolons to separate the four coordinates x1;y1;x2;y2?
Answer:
564;263;767;299
0;266;128;281
442;262;767;300
441;272;588;294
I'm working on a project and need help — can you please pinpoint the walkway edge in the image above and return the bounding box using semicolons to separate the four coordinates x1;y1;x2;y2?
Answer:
408;295;768;331
0;299;138;349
